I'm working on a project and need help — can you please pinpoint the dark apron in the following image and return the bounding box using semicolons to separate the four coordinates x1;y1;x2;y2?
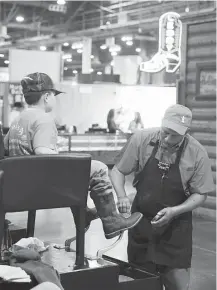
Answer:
128;140;192;269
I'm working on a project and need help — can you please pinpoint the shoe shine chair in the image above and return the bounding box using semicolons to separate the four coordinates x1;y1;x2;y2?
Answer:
0;154;162;290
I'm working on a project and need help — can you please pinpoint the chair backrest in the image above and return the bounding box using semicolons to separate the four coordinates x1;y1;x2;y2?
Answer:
0;154;91;212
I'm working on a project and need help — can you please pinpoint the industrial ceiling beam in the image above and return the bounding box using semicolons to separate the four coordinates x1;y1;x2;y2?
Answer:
5;0;200;35
7;22;53;32
2;1;50;9
0;6;215;52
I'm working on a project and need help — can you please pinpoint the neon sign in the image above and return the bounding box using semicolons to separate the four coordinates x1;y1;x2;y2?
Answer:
140;12;182;73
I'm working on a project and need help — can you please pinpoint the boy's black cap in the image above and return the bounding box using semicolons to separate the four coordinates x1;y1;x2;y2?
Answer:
21;72;63;96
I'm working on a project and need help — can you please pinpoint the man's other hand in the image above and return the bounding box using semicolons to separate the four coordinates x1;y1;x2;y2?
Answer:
151;207;175;227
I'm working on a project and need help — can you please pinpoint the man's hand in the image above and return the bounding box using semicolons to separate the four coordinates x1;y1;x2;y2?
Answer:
151;207;176;227
117;196;131;214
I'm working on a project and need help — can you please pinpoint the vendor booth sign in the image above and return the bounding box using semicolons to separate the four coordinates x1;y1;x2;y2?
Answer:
140;12;182;73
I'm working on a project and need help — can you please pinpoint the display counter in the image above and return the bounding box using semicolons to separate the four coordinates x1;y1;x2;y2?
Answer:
57;133;129;165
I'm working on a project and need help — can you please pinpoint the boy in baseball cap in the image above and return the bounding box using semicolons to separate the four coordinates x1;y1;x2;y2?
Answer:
21;72;63;98
4;72;143;241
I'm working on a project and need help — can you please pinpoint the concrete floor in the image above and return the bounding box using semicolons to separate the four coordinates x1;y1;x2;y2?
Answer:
6;174;216;290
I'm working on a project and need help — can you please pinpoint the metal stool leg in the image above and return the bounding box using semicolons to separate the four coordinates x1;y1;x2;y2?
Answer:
27;210;36;237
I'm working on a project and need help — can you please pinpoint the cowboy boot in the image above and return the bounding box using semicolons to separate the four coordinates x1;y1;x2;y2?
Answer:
92;192;143;239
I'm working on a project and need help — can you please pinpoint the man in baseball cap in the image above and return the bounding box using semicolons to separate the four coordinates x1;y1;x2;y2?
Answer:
161;104;192;135
111;104;214;290
4;72;143;242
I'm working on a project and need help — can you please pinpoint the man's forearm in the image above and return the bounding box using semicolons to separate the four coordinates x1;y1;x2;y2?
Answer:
110;166;127;199
172;193;207;217
34;147;58;155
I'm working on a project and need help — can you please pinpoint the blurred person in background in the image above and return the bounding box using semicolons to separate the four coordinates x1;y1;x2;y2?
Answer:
107;108;121;133
128;112;144;133
9;102;24;127
4;72;142;242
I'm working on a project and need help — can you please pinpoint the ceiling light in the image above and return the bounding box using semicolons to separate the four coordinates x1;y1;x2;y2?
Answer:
136;48;141;52
57;0;66;5
91;55;94;59
77;49;83;53
111;51;117;56
71;42;83;50
100;44;107;50
66;58;72;62
63;42;69;47
62;53;72;59
64;67;68;71
121;36;132;42
126;40;133;46
97;72;102;75
40;46;47;51
16;16;24;22
109;45;121;53
0;54;4;58
4;60;9;64
73;70;78;74
90;68;94;73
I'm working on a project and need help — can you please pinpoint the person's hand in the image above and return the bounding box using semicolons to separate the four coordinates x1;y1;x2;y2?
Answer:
117;196;131;214
151;207;176;227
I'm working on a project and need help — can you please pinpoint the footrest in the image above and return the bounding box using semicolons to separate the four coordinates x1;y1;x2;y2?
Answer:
103;255;163;290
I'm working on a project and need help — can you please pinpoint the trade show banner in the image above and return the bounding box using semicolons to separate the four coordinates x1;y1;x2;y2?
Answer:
9;49;62;83
113;55;142;85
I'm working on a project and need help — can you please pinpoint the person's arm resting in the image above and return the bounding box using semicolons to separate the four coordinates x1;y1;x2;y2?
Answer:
34;147;57;155
111;166;127;199
33;119;58;155
172;193;207;217
111;132;140;199
172;153;215;217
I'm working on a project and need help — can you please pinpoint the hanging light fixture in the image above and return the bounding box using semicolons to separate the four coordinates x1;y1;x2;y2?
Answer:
111;51;117;56
100;44;107;50
57;0;66;5
62;54;72;59
121;36;133;42
109;44;121;53
71;42;83;50
40;46;47;51
126;40;133;46
16;16;24;22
